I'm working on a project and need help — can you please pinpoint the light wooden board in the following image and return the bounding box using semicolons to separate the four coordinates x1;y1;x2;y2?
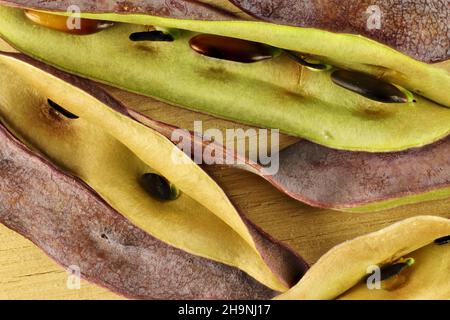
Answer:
0;42;449;300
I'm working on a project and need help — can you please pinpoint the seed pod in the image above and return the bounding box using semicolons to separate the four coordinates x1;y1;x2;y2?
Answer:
24;10;113;35
129;31;174;42
331;69;413;103
0;122;276;300
47;99;78;119
435;235;450;245
140;173;180;201
189;34;276;63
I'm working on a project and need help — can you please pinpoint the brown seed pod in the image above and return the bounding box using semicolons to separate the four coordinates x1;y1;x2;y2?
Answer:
0;123;277;300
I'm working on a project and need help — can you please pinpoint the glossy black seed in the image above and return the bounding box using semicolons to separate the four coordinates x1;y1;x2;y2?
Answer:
434;235;450;245
129;31;174;42
285;50;328;70
47;99;79;119
189;34;274;63
140;173;179;201
365;262;410;282
331;70;409;103
379;262;410;281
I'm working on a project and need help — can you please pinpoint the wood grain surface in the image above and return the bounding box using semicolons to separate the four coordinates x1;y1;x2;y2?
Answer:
0;41;449;300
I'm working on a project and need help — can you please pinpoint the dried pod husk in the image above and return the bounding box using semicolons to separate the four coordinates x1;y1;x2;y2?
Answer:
0;52;308;294
0;4;448;152
276;216;450;300
0;123;276;300
270;137;450;212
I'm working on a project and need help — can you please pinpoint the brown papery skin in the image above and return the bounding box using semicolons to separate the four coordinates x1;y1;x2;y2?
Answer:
0;0;237;19
273;137;450;209
229;0;449;63
0;123;278;300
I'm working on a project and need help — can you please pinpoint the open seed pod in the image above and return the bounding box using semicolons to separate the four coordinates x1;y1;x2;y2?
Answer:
1;51;449;214
0;2;448;152
277;216;450;300
0;123;279;299
132;108;450;212
0;51;310;298
1;51;449;300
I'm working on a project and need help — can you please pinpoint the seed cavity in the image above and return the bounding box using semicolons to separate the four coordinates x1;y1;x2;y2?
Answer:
189;34;276;63
24;10;113;35
331;70;413;103
140;173;180;201
434;235;450;245
366;258;415;282
380;258;414;281
129;31;174;42
285;50;330;71
47;99;79;119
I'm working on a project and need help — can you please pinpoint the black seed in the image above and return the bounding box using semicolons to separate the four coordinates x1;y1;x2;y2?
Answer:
189;34;274;63
47;99;79;119
331;70;409;103
140;173;179;201
285;50;328;70
129;31;174;42
101;233;109;240
434;235;450;245
379;262;410;281
365;260;413;282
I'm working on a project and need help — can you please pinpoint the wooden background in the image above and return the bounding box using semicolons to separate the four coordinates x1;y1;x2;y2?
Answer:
1;42;449;300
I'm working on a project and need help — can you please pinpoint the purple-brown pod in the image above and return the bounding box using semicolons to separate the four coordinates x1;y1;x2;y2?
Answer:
0;122;280;300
